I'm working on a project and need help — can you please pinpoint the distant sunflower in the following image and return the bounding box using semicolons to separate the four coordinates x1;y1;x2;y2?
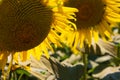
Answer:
63;0;120;51
0;0;77;74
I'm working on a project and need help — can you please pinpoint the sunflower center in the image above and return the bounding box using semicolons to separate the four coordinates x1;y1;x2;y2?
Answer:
14;22;37;48
76;4;92;20
64;0;105;29
0;0;53;52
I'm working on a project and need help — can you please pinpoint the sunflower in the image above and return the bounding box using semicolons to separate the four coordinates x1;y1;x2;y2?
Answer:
0;0;77;76
62;0;120;52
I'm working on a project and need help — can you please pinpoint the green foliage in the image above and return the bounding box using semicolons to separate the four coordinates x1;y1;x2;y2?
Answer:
51;42;72;62
10;68;38;80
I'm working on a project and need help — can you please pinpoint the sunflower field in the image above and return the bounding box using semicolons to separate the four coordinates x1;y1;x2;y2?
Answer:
0;0;120;80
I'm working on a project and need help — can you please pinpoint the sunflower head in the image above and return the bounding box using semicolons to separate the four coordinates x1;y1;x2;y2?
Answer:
0;0;53;52
64;0;105;29
62;0;120;51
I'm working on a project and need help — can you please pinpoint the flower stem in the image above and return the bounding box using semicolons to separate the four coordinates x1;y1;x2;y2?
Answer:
83;52;88;80
82;43;89;80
